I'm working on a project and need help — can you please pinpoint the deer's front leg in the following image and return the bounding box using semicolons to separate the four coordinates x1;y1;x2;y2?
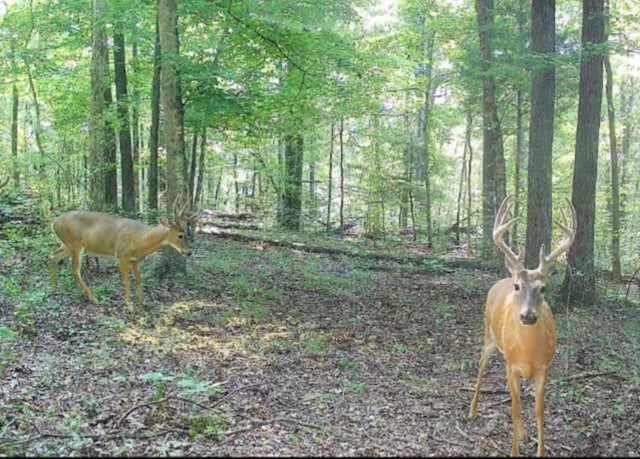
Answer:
131;261;145;305
506;364;526;456
119;259;132;307
534;368;549;457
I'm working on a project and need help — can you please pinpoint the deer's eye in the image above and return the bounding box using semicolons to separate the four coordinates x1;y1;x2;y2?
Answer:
514;284;520;291
178;234;184;239
540;286;546;294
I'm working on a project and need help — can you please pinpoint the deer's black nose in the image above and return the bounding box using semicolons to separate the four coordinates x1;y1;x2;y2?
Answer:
520;312;537;325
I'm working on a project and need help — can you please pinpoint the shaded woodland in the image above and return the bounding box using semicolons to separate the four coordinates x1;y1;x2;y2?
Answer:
1;0;640;456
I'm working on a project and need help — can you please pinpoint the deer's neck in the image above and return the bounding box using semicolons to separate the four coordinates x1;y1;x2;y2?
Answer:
138;226;170;259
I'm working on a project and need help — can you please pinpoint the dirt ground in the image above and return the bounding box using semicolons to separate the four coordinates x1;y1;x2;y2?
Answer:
1;233;639;456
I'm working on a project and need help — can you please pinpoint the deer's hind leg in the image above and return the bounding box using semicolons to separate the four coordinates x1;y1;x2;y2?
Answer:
70;248;98;304
469;322;497;417
49;244;69;291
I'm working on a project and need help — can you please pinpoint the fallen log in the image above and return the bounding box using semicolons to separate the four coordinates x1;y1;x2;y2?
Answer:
200;228;499;273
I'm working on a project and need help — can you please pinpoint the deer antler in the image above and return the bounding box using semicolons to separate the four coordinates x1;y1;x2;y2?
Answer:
537;198;577;275
493;195;524;273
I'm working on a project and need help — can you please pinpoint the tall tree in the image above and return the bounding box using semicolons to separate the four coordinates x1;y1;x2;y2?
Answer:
525;0;556;268
194;127;206;208
148;13;161;215
281;134;304;230
562;0;605;305
104;50;118;211
604;0;621;278
326;123;334;232
11;82;19;189
417;14;435;247
158;0;188;273
475;0;506;259
114;30;136;214
88;0;108;211
131;39;141;212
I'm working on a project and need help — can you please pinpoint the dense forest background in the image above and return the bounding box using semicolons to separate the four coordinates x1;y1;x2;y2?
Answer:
1;0;639;290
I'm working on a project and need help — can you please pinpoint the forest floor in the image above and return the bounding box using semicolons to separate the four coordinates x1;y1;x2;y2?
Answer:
1;226;640;456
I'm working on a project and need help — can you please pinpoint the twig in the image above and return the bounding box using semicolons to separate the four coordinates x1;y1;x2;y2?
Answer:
117;383;265;427
1;429;185;449
222;416;323;441
458;387;508;395
208;382;267;410
117;398;168;427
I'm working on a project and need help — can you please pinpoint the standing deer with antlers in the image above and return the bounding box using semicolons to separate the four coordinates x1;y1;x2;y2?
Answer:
469;194;576;457
49;194;199;307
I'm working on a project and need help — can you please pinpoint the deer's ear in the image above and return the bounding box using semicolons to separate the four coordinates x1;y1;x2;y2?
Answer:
158;217;169;227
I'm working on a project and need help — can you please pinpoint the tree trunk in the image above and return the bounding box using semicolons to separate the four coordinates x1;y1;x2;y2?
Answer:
326;123;334;232
89;0;108;212
476;0;506;260
104;51;118;211
514;90;524;248
456;122;469;246
513;1;527;250
604;0;621;278
148;13;161;215
309;161;316;228
562;0;605;305
466;109;474;251
114;30;136;214
194;127;206;208
132;39;141;213
189;129;198;206
339;117;345;232
282;134;303;230
24;61;45;179
525;0;555;269
158;0;188;274
12;83;19;188
418;16;435;248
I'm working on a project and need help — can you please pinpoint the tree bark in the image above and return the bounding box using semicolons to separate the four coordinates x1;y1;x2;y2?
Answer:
158;0;188;274
339;117;345;232
475;0;506;260
12;83;19;188
114;30;136;214
148;13;161;215
326;123;334;232
194;127;206;208
132;39;141;212
562;0;605;305
89;0;108;212
604;0;621;278
282;134;304;230
104;50;118;211
525;0;555;269
189;129;198;206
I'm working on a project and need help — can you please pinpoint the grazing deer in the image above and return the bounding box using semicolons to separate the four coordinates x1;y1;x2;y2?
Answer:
49;195;199;307
469;194;576;457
